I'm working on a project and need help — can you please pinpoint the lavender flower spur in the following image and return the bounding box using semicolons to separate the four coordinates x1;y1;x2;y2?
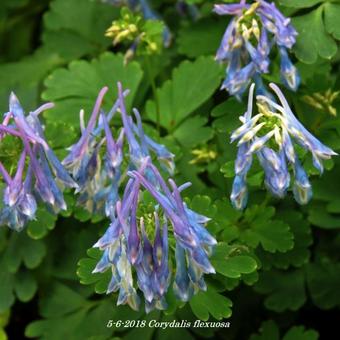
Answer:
0;93;77;231
230;83;337;209
214;0;300;98
63;83;174;216
92;159;216;312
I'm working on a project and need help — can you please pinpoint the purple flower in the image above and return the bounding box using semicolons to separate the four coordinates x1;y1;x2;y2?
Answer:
92;158;216;312
279;47;300;91
0;93;75;230
230;83;337;209
62;83;213;311
64;83;175;216
230;174;248;210
214;0;299;97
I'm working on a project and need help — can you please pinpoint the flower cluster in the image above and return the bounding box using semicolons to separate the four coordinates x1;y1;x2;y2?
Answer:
63;83;175;216
303;89;340;117
230;83;337;210
214;0;300;98
64;84;216;311
105;0;171;61
0;94;77;231
93;158;216;312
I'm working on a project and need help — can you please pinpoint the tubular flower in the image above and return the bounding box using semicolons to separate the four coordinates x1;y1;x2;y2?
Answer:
230;83;337;209
0;93;77;231
92;158;216;312
214;0;300;99
63;83;174;216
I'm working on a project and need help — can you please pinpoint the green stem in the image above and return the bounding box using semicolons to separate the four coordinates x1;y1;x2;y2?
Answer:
145;56;161;137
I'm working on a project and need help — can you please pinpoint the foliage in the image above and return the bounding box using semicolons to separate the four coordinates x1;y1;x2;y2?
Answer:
0;0;339;339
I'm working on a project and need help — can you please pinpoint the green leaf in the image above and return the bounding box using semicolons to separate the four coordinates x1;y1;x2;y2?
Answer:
212;199;242;240
211;243;257;278
14;271;37;302
0;257;38;310
25;283;140;339
293;6;337;64
296;59;332;84
250;320;279;340
241;215;294;253
188;195;217;219
42;52;143;135
250;321;319;340
279;0;325;8
212;98;244;133
324;3;340;40
0;262;15;312
306;262;340;309
283;326;319;340
40;283;86;318
77;248;111;294
42;0;118;60
146;57;222;129
3;232;46;272
44;121;79;150
254;269;306;312
26;208;57;240
311;162;340;202
173;116;214;147
0;310;10;329
189;288;232;321
307;202;340;229
0;309;9;339
214;255;257;278
42;31;98;61
0;329;6;340
177;18;226;58
25;312;87;340
73;301;120;340
220;161;234;178
0;49;61;113
51;227;97;281
240;270;259;286
257;211;312;269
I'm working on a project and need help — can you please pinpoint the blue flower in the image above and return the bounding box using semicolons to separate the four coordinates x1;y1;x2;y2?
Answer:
279;47;300;91
230;174;248;210
64;83;175;216
65;84;204;311
214;0;299;98
93;158;216;312
230;83;337;209
0;93;75;230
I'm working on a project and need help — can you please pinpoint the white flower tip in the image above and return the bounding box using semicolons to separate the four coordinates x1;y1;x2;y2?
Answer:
61;201;67;211
210;238;217;245
9;92;20;108
9;91;17;100
93;241;100;248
